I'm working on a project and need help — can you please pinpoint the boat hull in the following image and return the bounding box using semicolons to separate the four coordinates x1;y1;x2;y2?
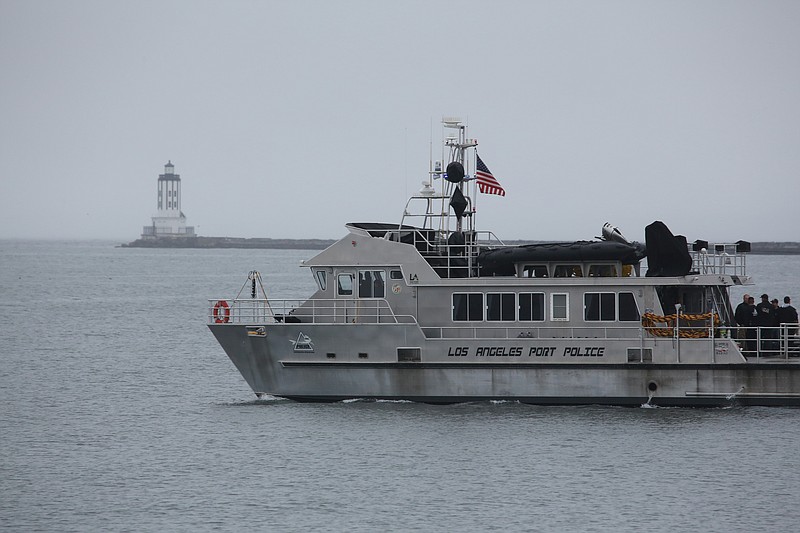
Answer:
209;324;800;407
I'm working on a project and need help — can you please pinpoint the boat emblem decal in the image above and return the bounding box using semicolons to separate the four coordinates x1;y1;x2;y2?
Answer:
291;332;314;352
392;283;402;294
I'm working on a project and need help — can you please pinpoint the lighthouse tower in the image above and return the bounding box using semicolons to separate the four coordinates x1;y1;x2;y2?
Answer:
141;161;195;239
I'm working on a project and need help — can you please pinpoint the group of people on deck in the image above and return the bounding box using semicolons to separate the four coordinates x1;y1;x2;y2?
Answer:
734;293;799;356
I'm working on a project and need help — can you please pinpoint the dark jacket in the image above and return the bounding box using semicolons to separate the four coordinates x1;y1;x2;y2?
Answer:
734;301;753;327
755;299;774;327
777;305;798;326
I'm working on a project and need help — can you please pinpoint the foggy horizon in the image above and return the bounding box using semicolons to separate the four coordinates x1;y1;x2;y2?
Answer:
2;1;799;244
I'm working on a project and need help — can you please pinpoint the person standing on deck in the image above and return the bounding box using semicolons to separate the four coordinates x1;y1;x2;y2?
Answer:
755;294;776;354
778;296;799;355
739;295;758;355
734;293;752;345
771;299;782;351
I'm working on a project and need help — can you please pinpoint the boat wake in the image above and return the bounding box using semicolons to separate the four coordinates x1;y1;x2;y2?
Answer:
220;395;287;406
640;392;658;408
340;398;413;404
726;386;746;401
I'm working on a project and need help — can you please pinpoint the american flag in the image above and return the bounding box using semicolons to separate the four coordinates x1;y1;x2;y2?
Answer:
475;154;505;196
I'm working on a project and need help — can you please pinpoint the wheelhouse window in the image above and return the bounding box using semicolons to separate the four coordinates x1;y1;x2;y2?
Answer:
588;264;618;277
583;292;641;321
314;270;327;291
657;287;706;315
486;293;515;321
390;270;403;280
519;293;545;321
522;265;549;278
337;273;353;296
453;293;484;321
554;265;583;278
551;293;569;321
618;292;640;321
584;292;616;321
358;270;385;298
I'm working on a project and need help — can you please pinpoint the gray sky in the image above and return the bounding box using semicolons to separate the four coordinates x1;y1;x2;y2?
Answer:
1;0;798;243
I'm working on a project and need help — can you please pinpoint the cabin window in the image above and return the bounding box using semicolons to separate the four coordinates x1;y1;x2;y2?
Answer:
588;264;618;277
657;287;706;315
487;293;516;321
551;293;569;321
618;292;640;321
584;292;616;321
519;293;545;321
314;270;327;291
398;347;421;362
453;293;484;321
554;264;583;277
358;270;385;298
390;270;403;280
337;273;353;296
682;288;706;315
522;265;549;278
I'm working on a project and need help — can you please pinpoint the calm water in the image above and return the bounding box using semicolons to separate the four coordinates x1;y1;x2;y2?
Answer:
2;241;800;532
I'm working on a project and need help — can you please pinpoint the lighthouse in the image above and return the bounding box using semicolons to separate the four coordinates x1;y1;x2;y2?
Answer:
141;161;195;239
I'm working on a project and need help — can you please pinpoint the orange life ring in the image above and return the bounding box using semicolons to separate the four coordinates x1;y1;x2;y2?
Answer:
213;300;231;323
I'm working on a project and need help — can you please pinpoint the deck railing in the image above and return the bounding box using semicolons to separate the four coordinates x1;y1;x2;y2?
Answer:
382;227;504;279
687;243;748;276
208;299;799;360
208;298;416;325
420;325;644;341
730;324;800;360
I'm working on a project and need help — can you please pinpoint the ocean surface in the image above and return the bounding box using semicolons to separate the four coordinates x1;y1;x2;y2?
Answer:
2;240;800;532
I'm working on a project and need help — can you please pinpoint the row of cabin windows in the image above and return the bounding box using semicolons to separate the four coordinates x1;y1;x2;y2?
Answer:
314;270;403;298
522;264;633;278
452;292;640;322
314;270;640;322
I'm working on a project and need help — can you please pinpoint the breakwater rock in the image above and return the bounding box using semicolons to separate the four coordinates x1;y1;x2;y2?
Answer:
121;236;335;250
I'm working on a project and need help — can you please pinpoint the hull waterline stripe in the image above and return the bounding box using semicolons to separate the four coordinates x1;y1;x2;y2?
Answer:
685;392;800;398
279;361;800;370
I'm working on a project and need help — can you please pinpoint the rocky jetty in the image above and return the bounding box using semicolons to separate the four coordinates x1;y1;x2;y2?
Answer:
121;236;335;250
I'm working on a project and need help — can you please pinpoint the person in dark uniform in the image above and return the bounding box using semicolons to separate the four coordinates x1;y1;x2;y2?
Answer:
771;299;781;322
777;296;799;355
771;299;782;351
777;296;798;328
734;293;753;353
755;293;775;354
746;296;758;354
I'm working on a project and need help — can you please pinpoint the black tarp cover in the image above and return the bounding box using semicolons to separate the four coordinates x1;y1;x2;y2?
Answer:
644;221;693;277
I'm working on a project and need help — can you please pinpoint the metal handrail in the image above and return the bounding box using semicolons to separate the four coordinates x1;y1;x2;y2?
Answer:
688;244;748;276
208;299;799;360
421;325;644;341
208;298;417;325
383;227;503;278
732;324;800;360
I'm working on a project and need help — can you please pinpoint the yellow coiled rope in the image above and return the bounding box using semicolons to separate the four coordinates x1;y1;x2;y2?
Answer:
641;312;721;338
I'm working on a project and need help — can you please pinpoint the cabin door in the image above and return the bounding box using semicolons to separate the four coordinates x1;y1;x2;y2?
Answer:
335;272;358;323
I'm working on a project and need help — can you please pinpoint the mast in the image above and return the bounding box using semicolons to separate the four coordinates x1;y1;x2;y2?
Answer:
442;117;478;235
400;117;488;278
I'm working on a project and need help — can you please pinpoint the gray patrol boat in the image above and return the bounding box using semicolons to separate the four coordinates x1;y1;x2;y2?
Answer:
209;118;800;406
